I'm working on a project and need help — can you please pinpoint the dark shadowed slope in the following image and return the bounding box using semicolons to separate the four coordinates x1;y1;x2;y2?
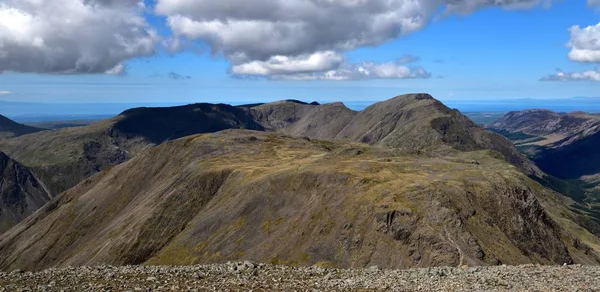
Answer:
532;131;600;180
114;103;263;144
0;152;51;233
0;115;44;139
488;109;600;183
0;131;598;272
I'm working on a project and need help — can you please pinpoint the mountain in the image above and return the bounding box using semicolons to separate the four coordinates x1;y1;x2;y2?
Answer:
489;109;600;144
0;114;44;139
0;103;263;195
488;109;600;180
0;94;533;196
252;93;536;175
0;130;598;272
0;152;51;233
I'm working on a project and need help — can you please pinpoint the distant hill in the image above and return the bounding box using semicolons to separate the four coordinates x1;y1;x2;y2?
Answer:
0;152;52;233
488;109;600;179
489;109;598;138
0;114;44;139
0;131;598;271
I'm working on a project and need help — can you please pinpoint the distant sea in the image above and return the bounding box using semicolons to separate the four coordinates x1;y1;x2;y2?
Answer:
2;97;599;123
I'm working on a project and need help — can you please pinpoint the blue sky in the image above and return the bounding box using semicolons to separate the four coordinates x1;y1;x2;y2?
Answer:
0;0;599;105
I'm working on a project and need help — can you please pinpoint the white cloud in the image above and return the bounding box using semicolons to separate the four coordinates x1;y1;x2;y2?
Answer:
105;63;126;75
540;68;600;82
241;60;431;81
588;0;600;8
567;22;600;63
0;90;10;95
0;0;553;77
0;0;158;74
156;0;550;76
231;51;344;76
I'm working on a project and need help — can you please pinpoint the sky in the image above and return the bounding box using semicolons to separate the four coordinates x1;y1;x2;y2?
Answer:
1;0;600;105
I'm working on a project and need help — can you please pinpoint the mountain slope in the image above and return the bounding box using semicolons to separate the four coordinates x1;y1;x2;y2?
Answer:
489;109;599;137
253;94;536;175
0;103;263;195
0;115;44;139
488;109;600;183
488;109;600;233
0;130;598;271
0;152;51;233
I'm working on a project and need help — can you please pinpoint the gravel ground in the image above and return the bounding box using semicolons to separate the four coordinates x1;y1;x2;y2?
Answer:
0;262;599;291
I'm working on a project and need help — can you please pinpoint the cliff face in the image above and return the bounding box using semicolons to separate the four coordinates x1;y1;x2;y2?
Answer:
0;152;52;233
0;131;597;272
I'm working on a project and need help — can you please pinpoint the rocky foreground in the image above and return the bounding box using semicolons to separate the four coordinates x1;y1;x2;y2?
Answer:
1;263;599;291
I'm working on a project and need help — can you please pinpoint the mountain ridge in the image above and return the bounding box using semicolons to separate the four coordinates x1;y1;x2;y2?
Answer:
0;130;598;271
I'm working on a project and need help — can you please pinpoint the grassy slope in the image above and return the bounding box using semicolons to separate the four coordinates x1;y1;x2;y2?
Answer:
1;130;598;272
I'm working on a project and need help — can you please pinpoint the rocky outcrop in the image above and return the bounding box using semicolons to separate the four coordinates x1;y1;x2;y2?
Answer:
0;152;51;233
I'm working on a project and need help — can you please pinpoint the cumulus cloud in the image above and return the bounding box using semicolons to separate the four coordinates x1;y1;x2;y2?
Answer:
156;0;550;77
540;68;600;82
0;0;552;77
231;51;344;76
0;0;157;74
239;60;431;81
567;23;600;63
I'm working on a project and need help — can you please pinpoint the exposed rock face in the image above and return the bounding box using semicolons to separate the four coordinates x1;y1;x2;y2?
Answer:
0;131;597;271
0;115;44;139
0;152;51;233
